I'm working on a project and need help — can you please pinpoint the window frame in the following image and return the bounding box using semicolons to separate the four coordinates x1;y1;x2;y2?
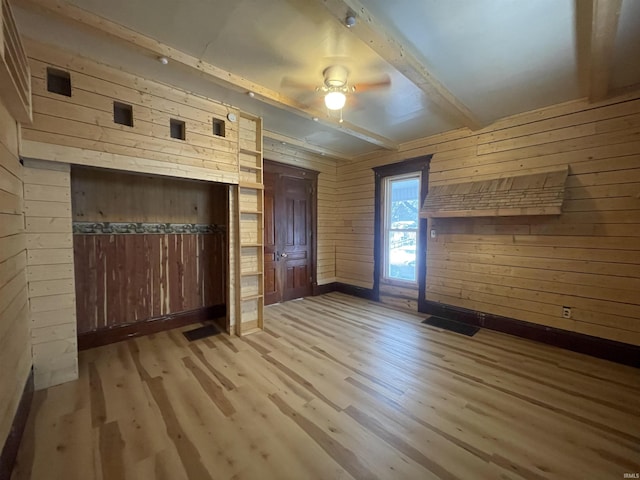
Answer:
382;172;421;285
372;156;431;305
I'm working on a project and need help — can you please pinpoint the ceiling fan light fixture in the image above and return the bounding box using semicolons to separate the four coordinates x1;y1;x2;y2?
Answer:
325;91;346;110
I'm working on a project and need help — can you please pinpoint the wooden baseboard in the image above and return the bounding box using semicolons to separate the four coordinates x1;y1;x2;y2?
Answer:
312;282;376;301
312;282;337;296
78;304;226;350
420;300;640;368
0;368;34;480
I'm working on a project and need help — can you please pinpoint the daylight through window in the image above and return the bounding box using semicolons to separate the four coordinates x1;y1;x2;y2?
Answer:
383;173;420;283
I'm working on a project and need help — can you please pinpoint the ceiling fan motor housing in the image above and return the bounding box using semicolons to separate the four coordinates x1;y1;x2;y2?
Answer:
323;65;349;88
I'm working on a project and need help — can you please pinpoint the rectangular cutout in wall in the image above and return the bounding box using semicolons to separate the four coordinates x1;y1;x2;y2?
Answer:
170;119;186;140
113;101;134;127
213;118;226;137
46;67;72;97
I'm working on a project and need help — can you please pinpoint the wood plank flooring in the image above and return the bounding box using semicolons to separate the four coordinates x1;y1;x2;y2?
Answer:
11;292;640;479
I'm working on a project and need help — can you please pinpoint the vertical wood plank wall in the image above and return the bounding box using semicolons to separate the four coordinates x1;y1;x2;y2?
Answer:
22;159;77;389
74;234;225;333
263;139;338;285
0;102;30;449
336;93;640;345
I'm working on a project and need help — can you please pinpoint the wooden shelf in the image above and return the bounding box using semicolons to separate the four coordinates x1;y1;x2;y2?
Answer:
236;113;264;337
240;327;262;336
241;294;263;301
239;181;264;190
240;147;262;156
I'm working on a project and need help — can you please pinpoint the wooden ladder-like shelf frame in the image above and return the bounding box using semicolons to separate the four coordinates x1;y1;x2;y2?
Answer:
235;112;264;336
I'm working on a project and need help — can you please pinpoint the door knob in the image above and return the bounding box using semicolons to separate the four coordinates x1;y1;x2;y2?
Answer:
280;252;288;258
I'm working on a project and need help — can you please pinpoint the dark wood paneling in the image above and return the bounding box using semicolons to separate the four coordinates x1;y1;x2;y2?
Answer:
0;368;33;480
74;233;225;334
421;300;640;368
77;305;226;350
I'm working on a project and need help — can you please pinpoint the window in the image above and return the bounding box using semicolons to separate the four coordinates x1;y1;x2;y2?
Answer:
382;173;420;283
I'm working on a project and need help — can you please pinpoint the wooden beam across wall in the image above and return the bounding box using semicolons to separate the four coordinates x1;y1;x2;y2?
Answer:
15;0;398;151
264;130;352;161
317;0;483;131
580;0;623;102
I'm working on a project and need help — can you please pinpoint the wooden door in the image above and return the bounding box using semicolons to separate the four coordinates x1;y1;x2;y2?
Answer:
263;161;316;305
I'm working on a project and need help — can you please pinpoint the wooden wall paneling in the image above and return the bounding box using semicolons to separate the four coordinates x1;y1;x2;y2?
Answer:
22;158;77;389
335;93;640;345
236;113;264;335
21;39;240;185
70;166;227;224
0;0;32;123
0;101;30;456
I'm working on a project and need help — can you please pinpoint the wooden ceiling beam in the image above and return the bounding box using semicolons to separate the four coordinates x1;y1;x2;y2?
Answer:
317;0;483;131
580;0;623;101
264;130;352;161
15;0;398;150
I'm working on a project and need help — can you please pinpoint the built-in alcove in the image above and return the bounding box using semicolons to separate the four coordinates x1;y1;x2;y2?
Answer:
46;67;71;97
213;117;226;137
70;166;228;348
170;118;186;140
113;101;134;127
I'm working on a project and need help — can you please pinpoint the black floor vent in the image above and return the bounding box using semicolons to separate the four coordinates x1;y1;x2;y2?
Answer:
183;324;221;342
422;316;480;337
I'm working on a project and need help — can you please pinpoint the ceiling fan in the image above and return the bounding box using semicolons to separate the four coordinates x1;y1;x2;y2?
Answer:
282;65;391;121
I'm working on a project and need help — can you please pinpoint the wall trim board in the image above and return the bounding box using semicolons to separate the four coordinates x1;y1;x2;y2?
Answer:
420;300;640;368
0;368;34;480
77;304;226;350
20;141;239;185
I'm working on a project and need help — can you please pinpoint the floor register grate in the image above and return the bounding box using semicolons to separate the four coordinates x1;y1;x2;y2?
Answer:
182;324;221;342
422;316;480;337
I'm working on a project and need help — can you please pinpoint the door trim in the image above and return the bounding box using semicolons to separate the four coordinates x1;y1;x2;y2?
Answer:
264;159;319;301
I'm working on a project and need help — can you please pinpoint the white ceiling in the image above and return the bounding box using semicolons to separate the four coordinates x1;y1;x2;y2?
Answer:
13;0;640;159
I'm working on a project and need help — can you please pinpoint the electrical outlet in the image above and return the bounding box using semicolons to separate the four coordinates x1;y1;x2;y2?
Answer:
430;229;436;238
562;306;571;319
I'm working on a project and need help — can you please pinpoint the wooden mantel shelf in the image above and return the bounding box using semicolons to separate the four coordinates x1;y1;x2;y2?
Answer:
420;167;569;218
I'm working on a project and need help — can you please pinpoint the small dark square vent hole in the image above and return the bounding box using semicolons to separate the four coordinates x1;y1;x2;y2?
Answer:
212;118;225;137
113;101;134;127
170;118;186;140
46;67;71;97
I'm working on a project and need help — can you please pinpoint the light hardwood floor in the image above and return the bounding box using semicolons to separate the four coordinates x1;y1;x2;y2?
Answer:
11;293;640;479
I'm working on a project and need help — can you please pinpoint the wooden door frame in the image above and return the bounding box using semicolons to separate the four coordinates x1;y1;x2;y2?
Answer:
263;159;319;297
372;155;431;306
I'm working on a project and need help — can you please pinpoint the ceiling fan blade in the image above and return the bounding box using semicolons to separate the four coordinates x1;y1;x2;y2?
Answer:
281;76;318;90
352;74;391;93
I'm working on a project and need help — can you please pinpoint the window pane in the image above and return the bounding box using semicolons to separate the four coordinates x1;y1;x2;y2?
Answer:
390;178;419;229
388;231;417;281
